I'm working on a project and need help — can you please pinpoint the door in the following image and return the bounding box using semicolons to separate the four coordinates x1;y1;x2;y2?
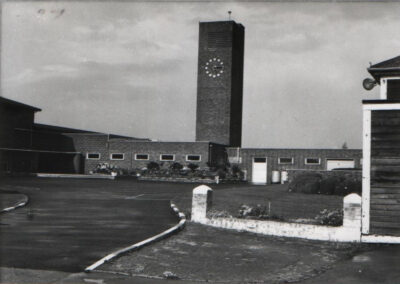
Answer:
252;157;267;184
326;159;355;171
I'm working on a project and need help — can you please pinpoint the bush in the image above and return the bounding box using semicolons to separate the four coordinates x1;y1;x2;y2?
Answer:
187;163;199;172
170;162;183;171
315;209;343;226
92;163;129;176
289;172;361;196
147;161;160;171
231;165;241;175
288;173;322;194
237;204;283;221
216;168;226;179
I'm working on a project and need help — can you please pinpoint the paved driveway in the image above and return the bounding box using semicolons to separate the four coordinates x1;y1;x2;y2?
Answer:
0;177;198;272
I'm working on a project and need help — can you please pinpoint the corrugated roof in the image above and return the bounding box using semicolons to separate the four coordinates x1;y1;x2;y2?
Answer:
0;96;41;112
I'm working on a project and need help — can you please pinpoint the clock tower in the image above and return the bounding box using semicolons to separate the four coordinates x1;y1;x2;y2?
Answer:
195;21;245;147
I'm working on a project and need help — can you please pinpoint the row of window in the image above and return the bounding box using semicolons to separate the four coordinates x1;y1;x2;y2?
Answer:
86;153;202;162
265;157;347;165
275;157;320;165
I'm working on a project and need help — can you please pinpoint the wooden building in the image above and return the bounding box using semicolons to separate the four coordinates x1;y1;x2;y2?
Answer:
362;55;400;237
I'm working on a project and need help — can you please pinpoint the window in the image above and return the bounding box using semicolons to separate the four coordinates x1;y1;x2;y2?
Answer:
87;153;100;160
110;153;124;160
160;154;175;161
387;79;400;100
305;158;321;165
278;157;293;165
254;157;266;163
135;154;149;160
186;154;201;162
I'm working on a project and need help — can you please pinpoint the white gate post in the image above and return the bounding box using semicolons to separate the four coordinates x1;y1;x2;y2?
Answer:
191;185;213;223
343;193;362;229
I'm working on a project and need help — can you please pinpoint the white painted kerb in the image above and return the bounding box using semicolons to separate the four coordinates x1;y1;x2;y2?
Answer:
85;202;186;272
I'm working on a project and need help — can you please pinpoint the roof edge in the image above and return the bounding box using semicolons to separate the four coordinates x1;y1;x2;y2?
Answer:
0;96;41;112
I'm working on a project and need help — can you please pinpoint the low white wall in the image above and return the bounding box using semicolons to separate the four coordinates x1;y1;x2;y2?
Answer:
191;185;362;243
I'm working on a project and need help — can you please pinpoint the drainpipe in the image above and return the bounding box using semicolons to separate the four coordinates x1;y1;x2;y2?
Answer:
209;144;212;167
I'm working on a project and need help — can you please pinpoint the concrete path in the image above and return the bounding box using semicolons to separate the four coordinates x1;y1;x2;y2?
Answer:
302;244;400;284
99;222;367;283
1;234;399;284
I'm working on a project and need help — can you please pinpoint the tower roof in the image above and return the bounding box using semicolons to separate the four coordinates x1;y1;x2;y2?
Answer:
368;55;400;82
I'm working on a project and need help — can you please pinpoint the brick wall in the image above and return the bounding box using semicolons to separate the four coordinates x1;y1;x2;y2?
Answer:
67;136;219;174
110;141;212;172
66;134;110;173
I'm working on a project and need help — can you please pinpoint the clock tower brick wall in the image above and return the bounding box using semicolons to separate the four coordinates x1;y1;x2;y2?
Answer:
195;21;245;147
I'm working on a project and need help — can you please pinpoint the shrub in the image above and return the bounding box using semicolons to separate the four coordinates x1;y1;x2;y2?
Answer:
216;168;226;179
93;163;114;174
288;173;322;194
315;209;343;226
231;165;241;175
237;204;283;221
187;163;199;172
147;161;160;171
318;177;337;195
170;162;183;171
288;172;361;196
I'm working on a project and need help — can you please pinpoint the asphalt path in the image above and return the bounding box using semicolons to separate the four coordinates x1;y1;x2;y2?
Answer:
0;177;200;272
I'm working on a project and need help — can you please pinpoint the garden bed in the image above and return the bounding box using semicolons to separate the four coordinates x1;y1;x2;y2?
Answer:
138;176;216;184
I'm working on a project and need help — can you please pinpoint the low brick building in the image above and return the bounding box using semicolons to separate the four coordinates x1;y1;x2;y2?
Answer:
73;138;226;174
227;148;362;184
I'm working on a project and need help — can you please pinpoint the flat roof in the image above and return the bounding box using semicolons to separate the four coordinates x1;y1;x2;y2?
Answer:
229;147;361;151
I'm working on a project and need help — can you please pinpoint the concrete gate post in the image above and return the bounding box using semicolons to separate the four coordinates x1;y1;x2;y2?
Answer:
343;193;362;230
191;185;213;223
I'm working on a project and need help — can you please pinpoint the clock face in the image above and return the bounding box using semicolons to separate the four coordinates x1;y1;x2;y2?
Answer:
205;58;224;78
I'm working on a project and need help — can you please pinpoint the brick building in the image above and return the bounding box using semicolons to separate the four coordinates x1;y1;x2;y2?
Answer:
227;147;361;184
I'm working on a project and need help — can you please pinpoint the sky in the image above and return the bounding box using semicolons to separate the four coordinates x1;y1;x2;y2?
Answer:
2;1;400;149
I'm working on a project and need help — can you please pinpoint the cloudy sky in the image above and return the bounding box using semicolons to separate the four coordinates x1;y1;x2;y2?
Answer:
2;1;400;148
